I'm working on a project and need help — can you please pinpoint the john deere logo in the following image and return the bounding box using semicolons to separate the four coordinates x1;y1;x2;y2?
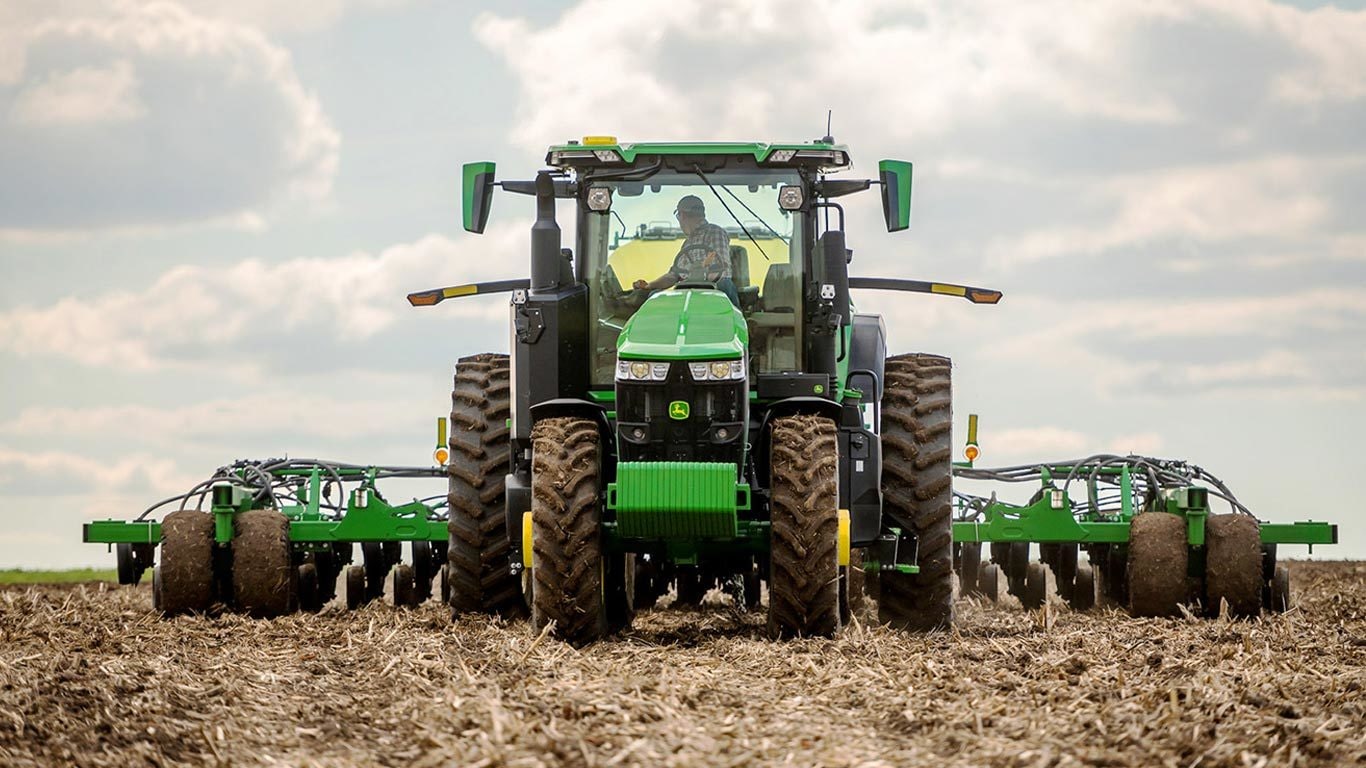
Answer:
669;401;690;420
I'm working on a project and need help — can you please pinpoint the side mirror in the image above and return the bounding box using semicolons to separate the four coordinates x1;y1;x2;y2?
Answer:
878;159;912;232
462;161;496;233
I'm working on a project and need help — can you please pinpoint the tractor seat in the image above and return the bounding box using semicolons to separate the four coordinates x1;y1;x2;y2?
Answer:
760;263;797;312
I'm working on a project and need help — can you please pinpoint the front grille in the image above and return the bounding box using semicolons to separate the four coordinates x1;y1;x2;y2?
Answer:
616;363;746;465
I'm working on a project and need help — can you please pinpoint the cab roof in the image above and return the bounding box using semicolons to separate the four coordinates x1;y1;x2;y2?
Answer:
544;138;851;170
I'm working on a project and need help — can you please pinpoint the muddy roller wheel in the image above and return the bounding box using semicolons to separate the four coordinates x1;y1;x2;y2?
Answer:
959;543;981;597
530;417;608;646
232;509;295;618
978;562;1001;602
1205;514;1262;618
1069;561;1096;611
877;354;955;631
1128;512;1188;618
767;415;841;638
447;353;523;618
345;565;366;610
159;509;216;615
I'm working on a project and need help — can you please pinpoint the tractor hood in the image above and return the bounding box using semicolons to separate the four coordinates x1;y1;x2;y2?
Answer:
617;289;748;360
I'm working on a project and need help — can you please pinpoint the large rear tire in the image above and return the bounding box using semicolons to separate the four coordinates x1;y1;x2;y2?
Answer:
1204;514;1262;618
877;353;955;631
446;353;523;617
159;509;216;615
232;509;295;618
529;417;607;646
767;415;841;638
1128;512;1188;618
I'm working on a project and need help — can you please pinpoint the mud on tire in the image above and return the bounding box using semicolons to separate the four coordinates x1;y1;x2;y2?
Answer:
159;509;216;615
767;415;841;638
877;353;955;631
1204;514;1262;618
232;509;295;618
1128;512;1188;618
447;353;523;617
530;417;607;646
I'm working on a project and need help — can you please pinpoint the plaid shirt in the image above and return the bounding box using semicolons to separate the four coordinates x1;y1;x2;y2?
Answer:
670;221;732;283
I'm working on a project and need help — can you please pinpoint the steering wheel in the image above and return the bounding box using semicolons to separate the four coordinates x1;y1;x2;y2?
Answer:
601;264;648;311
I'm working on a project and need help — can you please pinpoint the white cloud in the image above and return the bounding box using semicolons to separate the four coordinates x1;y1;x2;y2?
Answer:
990;427;1089;458
10;58;144;125
987;156;1347;267
0;228;523;371
0;391;429;442
0;445;199;498
0;1;339;233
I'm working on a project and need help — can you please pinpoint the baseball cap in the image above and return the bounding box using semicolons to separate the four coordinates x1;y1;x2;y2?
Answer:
674;195;705;216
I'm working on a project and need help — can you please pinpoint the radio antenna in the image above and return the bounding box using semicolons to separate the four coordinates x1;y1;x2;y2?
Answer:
822;109;834;143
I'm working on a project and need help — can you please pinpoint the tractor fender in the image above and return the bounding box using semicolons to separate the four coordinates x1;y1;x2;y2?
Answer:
759;396;843;428
528;398;612;438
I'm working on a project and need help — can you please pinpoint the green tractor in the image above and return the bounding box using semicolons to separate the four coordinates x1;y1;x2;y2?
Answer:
409;137;1002;643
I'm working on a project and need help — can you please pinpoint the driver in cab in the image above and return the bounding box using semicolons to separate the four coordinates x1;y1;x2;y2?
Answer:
633;195;739;306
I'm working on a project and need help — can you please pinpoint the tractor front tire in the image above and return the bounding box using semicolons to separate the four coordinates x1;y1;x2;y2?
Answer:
231;510;295;618
877;353;955;631
767;415;841;638
530;417;607;646
447;353;523;617
159;509;216;615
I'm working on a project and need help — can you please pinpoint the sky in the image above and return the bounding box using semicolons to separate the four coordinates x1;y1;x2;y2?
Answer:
1;0;1363;568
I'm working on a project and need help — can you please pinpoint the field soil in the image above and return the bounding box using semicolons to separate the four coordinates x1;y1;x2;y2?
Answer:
1;561;1362;767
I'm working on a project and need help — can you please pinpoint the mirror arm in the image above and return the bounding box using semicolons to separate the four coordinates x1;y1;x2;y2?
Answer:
848;276;1003;305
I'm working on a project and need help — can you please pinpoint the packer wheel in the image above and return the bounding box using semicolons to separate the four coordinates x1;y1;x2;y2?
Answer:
529;417;608;645
1267;564;1291;613
393;563;418;608
1005;542;1030;597
297;563;321;612
978;562;1001;602
959;543;981;596
767;415;841;638
1022;561;1048;610
1127;512;1187;617
345;565;366;610
412;540;435;603
1204;514;1262;618
232;509;295;618
1070;562;1096;610
159;509;216;615
1054;543;1078;601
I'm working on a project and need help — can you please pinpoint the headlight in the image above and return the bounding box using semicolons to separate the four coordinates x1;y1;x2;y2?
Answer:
778;185;804;210
586;185;612;211
767;149;796;163
689;358;746;381
617;360;670;381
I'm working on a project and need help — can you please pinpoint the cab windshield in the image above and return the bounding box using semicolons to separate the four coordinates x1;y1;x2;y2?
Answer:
582;170;805;386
